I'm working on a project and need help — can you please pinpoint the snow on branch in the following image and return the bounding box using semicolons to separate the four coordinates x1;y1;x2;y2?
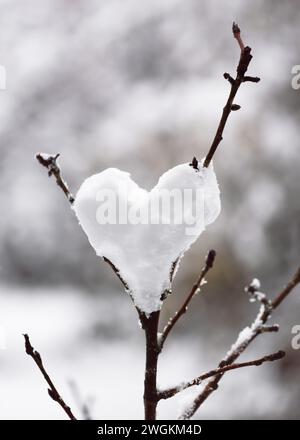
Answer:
159;350;285;400
178;267;300;420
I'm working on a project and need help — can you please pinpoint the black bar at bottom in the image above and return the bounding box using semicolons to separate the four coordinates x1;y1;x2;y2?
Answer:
0;420;295;438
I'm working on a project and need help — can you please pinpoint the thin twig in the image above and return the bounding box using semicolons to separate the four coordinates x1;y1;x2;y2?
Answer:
259;324;280;334
159;350;285;400
180;266;300;419
203;22;260;168
159;250;216;352
233;22;244;51
23;334;77;420
271;267;300;309
36;153;75;203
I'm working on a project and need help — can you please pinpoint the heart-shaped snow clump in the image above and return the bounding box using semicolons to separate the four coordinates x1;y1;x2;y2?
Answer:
73;161;220;315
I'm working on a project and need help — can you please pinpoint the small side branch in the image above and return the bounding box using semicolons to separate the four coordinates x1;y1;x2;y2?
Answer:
159;250;216;352
203;22;260;168
23;334;77;420
36;153;75;204
259;324;280;334
271;267;300;309
159;350;285;400
179;266;300;419
242;76;260;83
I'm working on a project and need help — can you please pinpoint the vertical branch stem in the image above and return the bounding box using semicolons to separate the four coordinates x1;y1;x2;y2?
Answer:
141;311;160;420
203;22;259;168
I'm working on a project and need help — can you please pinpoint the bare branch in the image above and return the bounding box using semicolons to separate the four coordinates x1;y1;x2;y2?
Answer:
232;22;244;51
36;153;75;203
271;267;300;309
259;324;280;334
223;72;235;85
203;22;260;168
159;250;216;352
24;334;77;420
159;350;285;400
242;76;260;83
179;266;300;419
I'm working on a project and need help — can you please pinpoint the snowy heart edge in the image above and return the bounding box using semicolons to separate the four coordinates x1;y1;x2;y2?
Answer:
73;161;221;315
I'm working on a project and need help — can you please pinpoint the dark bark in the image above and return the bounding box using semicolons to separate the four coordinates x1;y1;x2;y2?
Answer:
24;334;77;420
203;23;260;168
141;311;160;420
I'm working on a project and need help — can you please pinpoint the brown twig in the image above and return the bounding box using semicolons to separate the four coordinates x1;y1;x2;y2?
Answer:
179;266;300;419
159;350;285;400
271;267;300;309
259;324;280;334
159;250;216;352
36;153;75;203
23;334;77;420
203;22;260;168
232;22;244;51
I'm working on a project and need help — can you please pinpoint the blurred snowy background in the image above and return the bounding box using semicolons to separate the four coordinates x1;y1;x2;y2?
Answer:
0;0;299;420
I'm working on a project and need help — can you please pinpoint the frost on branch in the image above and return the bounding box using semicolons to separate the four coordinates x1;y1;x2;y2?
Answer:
245;278;267;303
73;161;221;314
